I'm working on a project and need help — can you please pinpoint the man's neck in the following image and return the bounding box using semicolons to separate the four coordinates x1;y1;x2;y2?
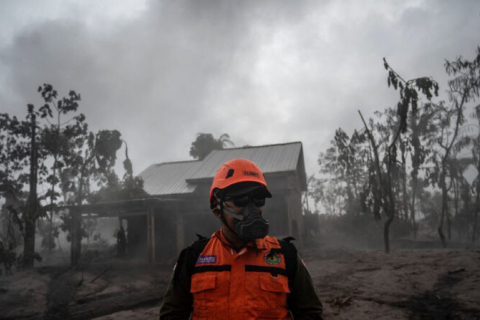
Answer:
221;227;248;251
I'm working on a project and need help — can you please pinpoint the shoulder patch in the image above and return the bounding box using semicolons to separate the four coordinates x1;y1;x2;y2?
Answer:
264;251;282;265
196;254;217;265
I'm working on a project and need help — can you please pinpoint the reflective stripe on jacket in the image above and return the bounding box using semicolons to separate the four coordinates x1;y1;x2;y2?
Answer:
191;230;291;320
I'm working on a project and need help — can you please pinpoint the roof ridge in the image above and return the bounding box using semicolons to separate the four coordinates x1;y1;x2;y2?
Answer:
213;141;302;152
149;142;303;168
153;159;201;166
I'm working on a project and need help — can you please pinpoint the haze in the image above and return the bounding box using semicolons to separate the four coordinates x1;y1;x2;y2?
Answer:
0;0;479;176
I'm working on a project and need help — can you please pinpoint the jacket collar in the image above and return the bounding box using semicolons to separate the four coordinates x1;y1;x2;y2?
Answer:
213;229;267;251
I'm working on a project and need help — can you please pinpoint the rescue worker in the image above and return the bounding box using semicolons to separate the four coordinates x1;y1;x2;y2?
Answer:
159;159;323;320
117;225;127;257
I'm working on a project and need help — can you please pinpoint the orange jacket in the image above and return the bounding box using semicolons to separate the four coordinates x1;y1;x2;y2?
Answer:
190;230;291;320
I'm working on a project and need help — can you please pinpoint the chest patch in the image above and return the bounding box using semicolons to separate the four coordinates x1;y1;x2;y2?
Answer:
264;252;281;265
196;255;217;265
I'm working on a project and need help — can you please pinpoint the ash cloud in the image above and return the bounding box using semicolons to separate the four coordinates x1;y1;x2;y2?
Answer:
0;0;479;176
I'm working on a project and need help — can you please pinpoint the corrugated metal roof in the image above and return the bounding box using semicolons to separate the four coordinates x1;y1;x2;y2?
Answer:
137;142;305;196
138;160;202;196
188;142;303;181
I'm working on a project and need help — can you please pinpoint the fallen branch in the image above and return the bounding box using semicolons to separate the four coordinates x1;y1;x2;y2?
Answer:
90;266;111;283
393;263;410;270
355;267;381;272
328;296;353;314
447;268;465;275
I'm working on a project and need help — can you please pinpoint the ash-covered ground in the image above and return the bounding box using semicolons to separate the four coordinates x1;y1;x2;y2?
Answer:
1;238;479;320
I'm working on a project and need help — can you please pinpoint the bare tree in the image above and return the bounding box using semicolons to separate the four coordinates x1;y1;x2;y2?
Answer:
431;47;480;247
358;58;439;253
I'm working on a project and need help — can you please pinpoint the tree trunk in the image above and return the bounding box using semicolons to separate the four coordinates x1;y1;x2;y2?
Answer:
48;154;58;252
24;111;38;268
384;178;395;253
402;157;408;222
23;219;36;268
473;192;479;243
410;179;417;239
446;210;451;241
410;110;420;239
438;177;448;248
359;110;393;252
453;179;460;240
383;212;394;253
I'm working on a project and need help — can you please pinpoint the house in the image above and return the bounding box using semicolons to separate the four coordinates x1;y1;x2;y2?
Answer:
132;141;308;262
67;141;307;265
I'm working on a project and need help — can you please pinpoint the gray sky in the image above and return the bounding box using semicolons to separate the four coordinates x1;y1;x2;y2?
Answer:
1;0;479;179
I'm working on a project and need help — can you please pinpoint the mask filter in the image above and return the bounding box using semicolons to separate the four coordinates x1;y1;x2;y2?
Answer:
223;201;269;240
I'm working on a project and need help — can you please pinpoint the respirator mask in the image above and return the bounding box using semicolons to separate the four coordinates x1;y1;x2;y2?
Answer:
220;195;270;241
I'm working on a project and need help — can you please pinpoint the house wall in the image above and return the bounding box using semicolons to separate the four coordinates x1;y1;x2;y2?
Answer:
148;171;305;263
267;173;304;248
126;215;147;259
153;207;177;263
265;195;289;237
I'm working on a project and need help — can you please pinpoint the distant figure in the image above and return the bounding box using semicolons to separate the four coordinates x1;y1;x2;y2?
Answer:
0;241;4;276
0;241;16;276
117;226;127;257
304;210;320;237
159;159;323;319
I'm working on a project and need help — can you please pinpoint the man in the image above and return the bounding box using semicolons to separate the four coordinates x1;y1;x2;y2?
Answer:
159;159;323;320
116;225;127;257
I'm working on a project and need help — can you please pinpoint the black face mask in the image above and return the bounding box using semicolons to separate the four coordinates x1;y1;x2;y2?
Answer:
223;201;269;240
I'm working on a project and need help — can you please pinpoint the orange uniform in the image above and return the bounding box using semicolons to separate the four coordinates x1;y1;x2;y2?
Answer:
190;231;290;320
160;230;323;320
160;159;322;319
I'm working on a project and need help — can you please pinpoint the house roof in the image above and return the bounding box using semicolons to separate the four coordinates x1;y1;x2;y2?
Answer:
138;160;202;196
138;141;307;196
188;142;304;181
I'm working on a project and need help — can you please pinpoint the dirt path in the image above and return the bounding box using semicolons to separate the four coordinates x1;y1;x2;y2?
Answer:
0;260;170;320
308;247;480;319
1;247;479;319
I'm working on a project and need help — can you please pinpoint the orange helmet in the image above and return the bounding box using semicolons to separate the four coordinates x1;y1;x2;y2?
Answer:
209;158;271;208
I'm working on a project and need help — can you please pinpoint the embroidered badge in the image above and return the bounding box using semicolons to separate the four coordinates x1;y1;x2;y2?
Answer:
196;255;217;265
264;252;281;265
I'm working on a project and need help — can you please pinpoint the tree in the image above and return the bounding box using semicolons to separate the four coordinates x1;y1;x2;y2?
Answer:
471;123;480;242
316;128;368;215
408;103;437;237
0;114;25;246
189;133;234;160
427;46;480;247
37;84;86;251
88;140;148;204
0;84;131;267
448;156;473;240
358;58;439;253
0;105;49;267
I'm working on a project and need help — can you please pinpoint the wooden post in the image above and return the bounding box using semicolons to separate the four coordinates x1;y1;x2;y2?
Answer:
176;212;185;256
146;209;151;263
150;209;155;264
146;208;155;264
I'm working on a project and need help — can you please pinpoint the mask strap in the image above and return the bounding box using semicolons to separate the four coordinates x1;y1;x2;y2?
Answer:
221;205;244;220
217;195;238;237
215;192;244;220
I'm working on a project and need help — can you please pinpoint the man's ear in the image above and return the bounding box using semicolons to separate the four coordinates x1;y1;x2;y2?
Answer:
212;207;222;218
